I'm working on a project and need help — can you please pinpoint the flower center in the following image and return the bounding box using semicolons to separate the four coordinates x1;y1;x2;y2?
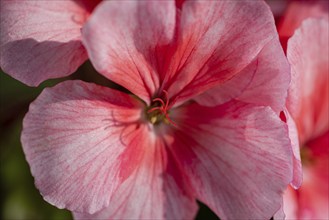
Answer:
145;90;176;126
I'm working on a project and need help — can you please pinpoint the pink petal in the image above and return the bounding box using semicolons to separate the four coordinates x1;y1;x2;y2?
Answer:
82;1;279;104
21;80;148;213
193;62;255;107
274;187;298;219
273;205;285;220
284;110;302;189
194;37;290;112
168;100;293;219
73;145;198;219
82;1;176;103
0;0;100;86
236;38;290;113
286;18;329;143
166;0;280;105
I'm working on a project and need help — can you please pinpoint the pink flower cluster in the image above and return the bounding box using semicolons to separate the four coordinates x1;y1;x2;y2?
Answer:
0;0;327;219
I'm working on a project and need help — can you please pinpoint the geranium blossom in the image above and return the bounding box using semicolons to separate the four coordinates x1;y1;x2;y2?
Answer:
21;1;295;219
277;9;329;220
0;0;101;86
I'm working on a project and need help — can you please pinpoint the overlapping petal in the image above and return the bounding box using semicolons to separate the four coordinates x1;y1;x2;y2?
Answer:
194;38;290;113
193;63;255;107
284;110;302;189
21;80;149;214
82;1;176;103
168;101;293;219
164;1;279;105
236;39;290;113
0;0;100;86
82;0;279;105
274;187;297;219
73;144;198;220
286;18;329;143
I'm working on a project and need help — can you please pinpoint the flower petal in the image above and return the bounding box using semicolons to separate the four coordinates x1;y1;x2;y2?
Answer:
274;187;298;220
82;1;176;103
284;110;302;189
166;0;279;105
73;143;198;219
193;37;290;112
236;38;290;112
82;1;278;105
193;62;255;107
0;0;100;86
21;80;149;213
169;100;293;219
287;18;329;143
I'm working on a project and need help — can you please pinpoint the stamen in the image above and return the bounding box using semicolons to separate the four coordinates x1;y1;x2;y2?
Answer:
152;98;165;106
146;90;177;127
150;116;158;124
163;90;169;109
164;113;177;127
147;106;164;114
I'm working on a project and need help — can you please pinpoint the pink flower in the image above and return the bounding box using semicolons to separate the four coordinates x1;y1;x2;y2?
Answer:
275;2;329;219
21;1;294;219
0;0;101;86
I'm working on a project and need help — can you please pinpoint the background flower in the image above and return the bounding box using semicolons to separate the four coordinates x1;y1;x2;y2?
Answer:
282;18;329;220
275;0;329;218
0;0;101;86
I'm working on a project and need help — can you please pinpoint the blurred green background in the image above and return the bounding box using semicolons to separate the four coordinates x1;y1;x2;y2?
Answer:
0;62;219;220
0;71;72;219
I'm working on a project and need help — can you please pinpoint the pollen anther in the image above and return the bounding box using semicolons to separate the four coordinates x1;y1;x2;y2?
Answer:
146;90;177;126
